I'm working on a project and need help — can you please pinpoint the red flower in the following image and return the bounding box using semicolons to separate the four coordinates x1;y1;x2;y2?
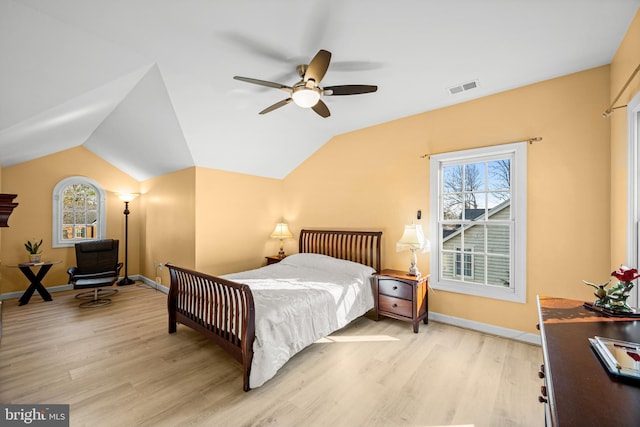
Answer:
611;265;640;283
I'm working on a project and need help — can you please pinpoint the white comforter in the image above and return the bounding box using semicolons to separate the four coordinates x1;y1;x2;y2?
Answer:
223;253;375;388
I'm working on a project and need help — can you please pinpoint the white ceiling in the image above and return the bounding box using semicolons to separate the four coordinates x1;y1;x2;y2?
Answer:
1;0;639;181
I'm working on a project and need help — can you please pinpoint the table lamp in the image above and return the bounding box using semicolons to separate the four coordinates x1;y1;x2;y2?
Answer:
396;223;430;276
270;223;293;258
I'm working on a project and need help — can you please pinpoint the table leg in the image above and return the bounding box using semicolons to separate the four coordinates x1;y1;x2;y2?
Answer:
423;292;429;324
18;264;54;306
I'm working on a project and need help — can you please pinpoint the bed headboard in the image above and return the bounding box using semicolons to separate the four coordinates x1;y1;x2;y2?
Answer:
299;229;382;272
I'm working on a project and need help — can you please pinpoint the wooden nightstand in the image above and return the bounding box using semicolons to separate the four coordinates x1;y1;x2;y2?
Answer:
373;269;429;333
265;255;286;265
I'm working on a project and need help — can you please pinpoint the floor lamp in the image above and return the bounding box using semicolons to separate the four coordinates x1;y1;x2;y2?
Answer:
117;193;138;286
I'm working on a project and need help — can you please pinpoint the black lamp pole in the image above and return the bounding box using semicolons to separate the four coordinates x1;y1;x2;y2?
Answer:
117;200;135;286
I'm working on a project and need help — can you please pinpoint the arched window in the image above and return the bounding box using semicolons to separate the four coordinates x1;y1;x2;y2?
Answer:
52;176;106;248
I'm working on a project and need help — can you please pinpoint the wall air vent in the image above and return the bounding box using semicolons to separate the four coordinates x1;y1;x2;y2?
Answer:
448;79;479;95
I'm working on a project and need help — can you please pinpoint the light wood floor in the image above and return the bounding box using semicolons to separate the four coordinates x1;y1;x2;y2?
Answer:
0;286;544;427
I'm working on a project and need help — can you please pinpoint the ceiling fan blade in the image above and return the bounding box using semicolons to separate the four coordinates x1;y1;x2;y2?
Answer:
259;98;293;115
323;85;378;96
311;100;330;118
234;76;291;90
304;50;331;84
221;32;292;63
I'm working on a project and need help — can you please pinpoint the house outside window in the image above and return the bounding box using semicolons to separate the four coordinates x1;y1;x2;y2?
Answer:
430;142;527;303
52;176;106;248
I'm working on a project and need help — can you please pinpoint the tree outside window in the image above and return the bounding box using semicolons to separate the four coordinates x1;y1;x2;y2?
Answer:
61;184;98;240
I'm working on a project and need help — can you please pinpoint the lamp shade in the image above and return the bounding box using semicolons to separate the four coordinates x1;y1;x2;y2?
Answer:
117;193;139;202
270;223;293;239
396;224;429;252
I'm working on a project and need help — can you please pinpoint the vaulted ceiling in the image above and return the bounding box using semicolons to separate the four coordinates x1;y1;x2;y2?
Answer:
1;0;639;181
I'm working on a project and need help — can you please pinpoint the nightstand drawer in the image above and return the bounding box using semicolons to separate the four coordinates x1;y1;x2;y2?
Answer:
378;278;412;300
378;295;412;318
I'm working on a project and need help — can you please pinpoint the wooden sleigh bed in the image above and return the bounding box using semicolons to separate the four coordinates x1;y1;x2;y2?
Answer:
167;229;382;391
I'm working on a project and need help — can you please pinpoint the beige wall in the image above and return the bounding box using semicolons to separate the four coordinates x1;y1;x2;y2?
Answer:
193;167;284;275
0;147;139;294
140;167;196;285
285;65;612;334
610;10;640;265
139;166;284;285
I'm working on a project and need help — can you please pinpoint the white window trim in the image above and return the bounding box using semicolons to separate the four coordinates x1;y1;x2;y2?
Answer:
430;142;527;303
52;176;106;248
626;91;640;308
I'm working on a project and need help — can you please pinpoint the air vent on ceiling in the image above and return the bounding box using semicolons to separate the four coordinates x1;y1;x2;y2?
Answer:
448;79;479;95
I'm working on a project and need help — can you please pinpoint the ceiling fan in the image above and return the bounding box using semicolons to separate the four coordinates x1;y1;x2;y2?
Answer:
233;49;378;118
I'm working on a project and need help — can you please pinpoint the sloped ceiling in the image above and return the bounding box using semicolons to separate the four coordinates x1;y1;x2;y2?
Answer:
1;0;639;181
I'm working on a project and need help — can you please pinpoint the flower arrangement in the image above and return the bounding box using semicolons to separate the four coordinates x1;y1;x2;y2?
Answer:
584;265;639;313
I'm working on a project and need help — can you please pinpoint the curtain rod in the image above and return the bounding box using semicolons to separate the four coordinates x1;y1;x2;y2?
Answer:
603;62;640;118
420;136;542;159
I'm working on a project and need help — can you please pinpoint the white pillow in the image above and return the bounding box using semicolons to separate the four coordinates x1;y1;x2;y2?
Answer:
280;253;375;277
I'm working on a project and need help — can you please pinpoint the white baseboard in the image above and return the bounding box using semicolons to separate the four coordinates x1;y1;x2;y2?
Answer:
429;311;541;345
135;275;169;294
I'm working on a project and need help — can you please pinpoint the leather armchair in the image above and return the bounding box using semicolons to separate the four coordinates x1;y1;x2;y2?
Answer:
67;239;122;307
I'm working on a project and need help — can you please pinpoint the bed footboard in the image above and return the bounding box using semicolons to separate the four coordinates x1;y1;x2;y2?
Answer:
167;264;256;391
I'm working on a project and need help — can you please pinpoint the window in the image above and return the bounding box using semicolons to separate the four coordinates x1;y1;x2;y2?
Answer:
455;247;474;278
52;176;106;248
627;91;640;309
430;142;527;303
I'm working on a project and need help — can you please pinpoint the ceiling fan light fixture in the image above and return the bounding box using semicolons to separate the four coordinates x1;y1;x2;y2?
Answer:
292;87;320;108
234;49;377;117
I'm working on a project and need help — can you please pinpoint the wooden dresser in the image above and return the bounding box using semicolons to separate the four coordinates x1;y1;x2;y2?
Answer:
537;295;640;427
